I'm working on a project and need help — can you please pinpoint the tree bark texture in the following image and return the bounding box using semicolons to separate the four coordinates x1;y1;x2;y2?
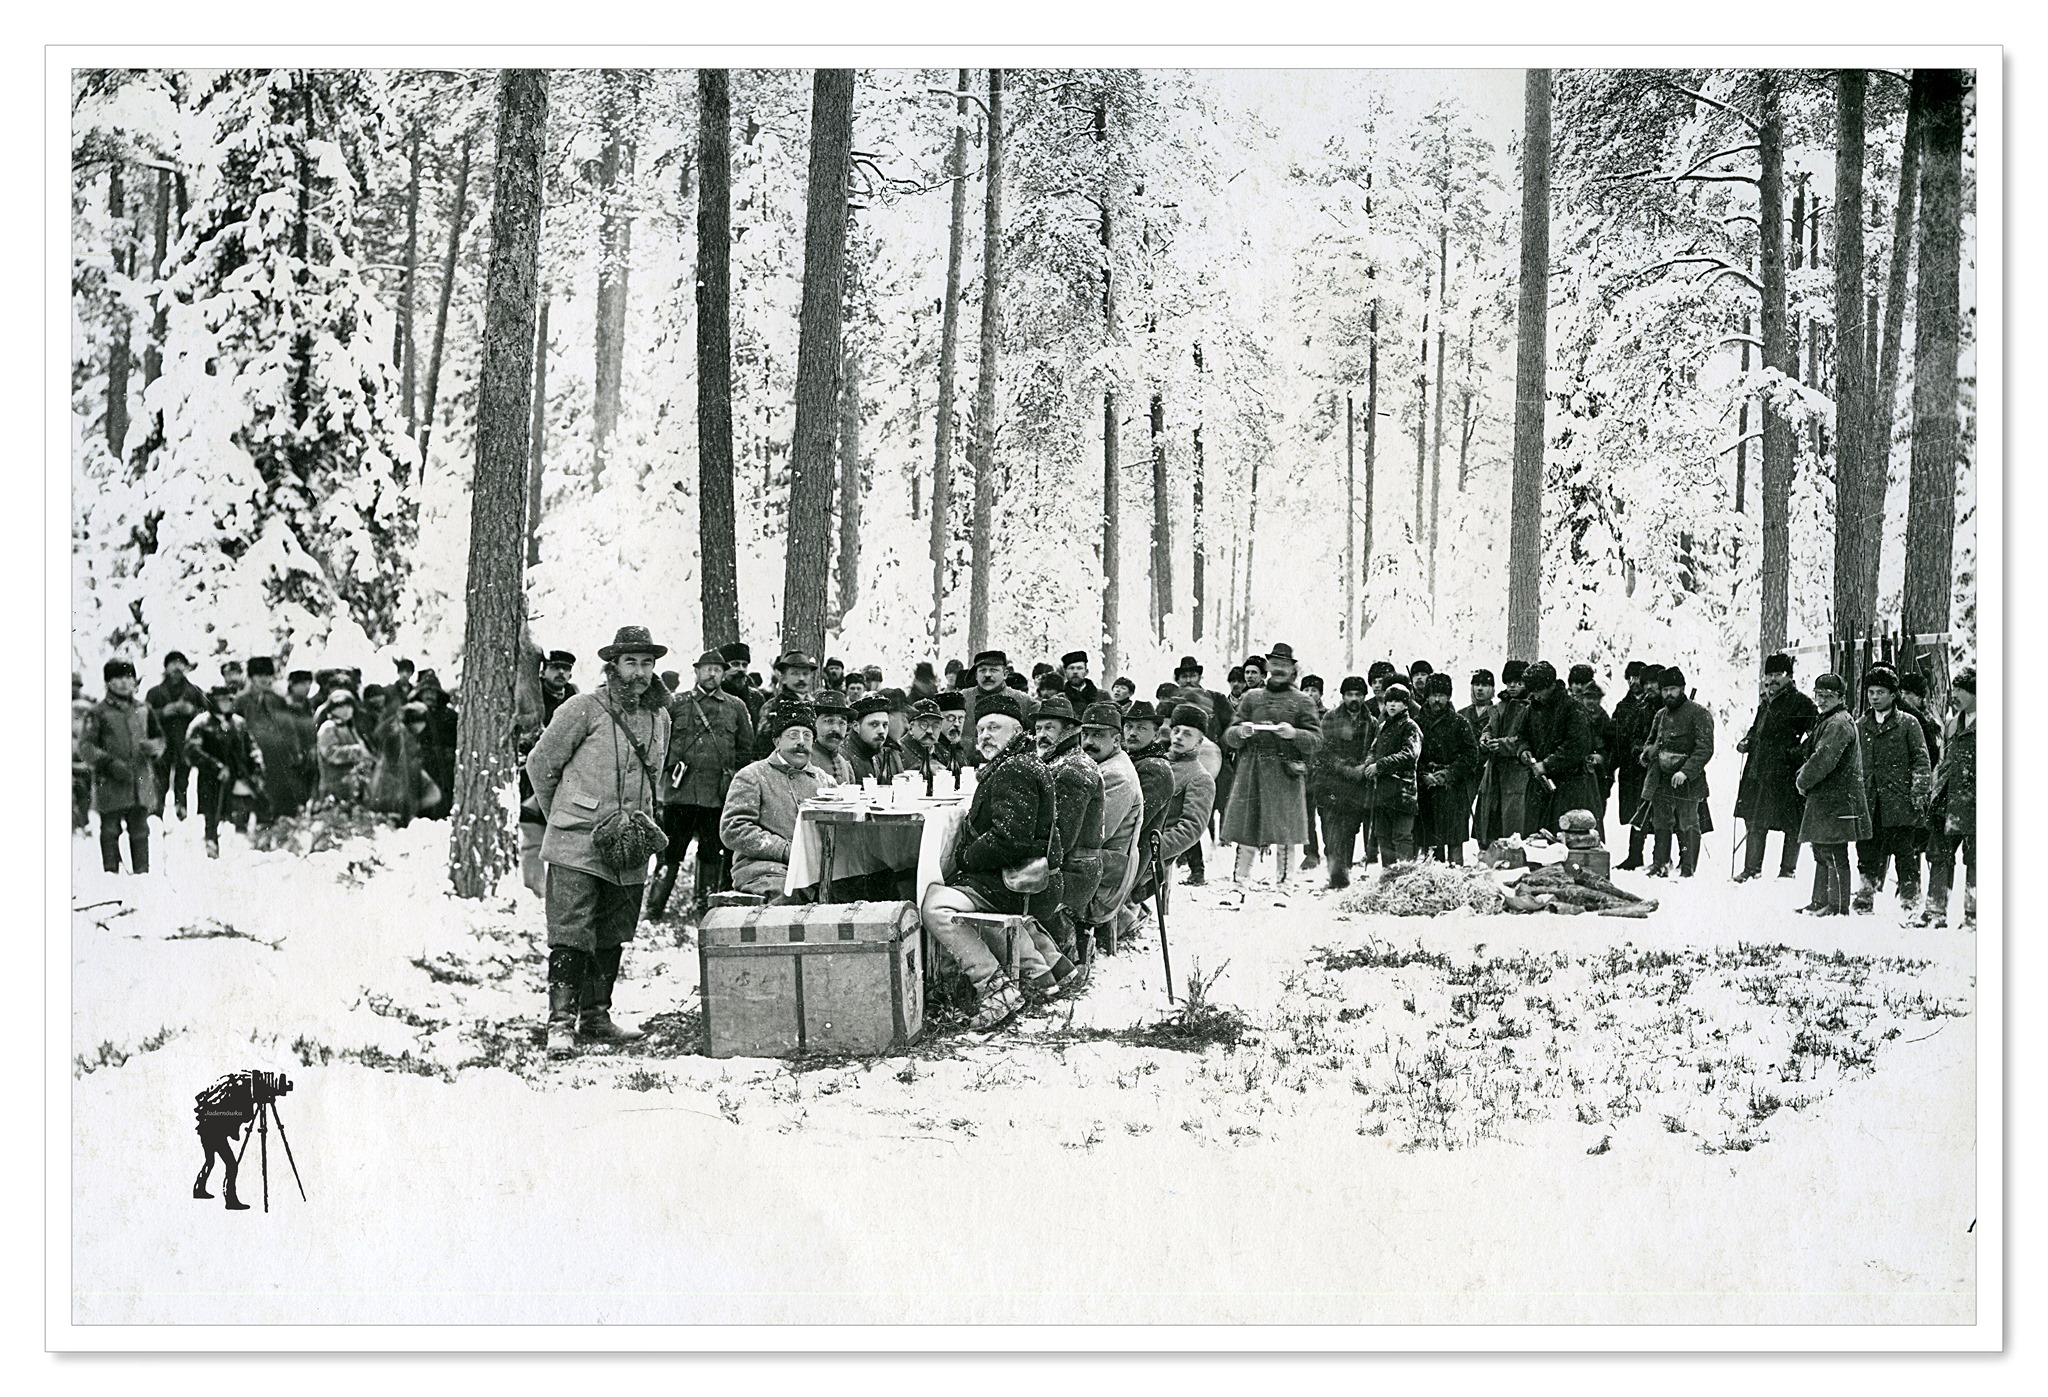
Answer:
1505;68;1551;662
1831;69;1873;643
145;168;169;388
1429;221;1449;594
1192;342;1206;643
450;68;547;900
1757;71;1794;658
419;132;472;463
835;318;863;624
593;71;638;486
931;70;971;656
525;291;549;569
780;68;855;660
1414;264;1429;541
104;164;130;459
1873;76;1925;506
967;70;1004;660
1902;69;1966;643
1150;390;1172;641
1362;295;1379;636
696;68;739;648
401;123;421;435
1345;393;1356;671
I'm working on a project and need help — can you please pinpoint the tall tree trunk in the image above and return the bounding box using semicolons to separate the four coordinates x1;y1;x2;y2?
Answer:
1226;537;1240;657
1831;69;1871;644
450;69;547;900
525;291;550;568
780;69;856;658
1345;392;1356;670
144;168;169;388
1901;69;1965;647
930;68;971;656
1414;263;1429;540
1150;390;1172;640
1735;310;1751;515
1873;76;1925;513
419;132;473;463
834;317;863;623
1429;221;1449;593
696;68;739;648
1455;318;1474;491
1096;130;1119;676
1192;342;1206;643
105;164;130;458
1242;451;1259;647
400;122;421;435
967;70;1004;660
1758;71;1795;657
1505;68;1551;661
1361;295;1379;635
593;71;637;487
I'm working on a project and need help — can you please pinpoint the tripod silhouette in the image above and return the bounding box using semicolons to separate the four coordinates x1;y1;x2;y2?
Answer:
231;1089;307;1213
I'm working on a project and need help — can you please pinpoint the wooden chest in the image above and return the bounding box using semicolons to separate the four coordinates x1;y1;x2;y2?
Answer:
1565;848;1612;879
698;900;925;1058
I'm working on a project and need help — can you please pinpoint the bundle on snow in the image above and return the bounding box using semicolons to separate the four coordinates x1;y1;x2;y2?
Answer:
1336;861;1506;918
1505;860;1657;917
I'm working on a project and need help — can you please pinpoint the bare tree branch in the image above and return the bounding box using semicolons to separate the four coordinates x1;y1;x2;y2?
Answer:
1659;79;1760;133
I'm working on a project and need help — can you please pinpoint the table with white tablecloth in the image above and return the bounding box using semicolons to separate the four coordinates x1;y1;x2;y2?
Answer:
783;799;969;903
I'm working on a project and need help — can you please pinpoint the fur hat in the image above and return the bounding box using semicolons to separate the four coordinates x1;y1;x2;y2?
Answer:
761;702;817;740
1900;670;1929;697
936;690;966;713
163;650;190;667
1763;651;1794;677
717;641;750;666
1227;666;1245;684
1155;681;1182;701
1381;682;1413;708
976;691;1025;725
1080;701;1125;730
1407;658;1433;678
1425;672;1455;697
598;626;668;661
1952;667;1975;693
1060;650;1089;668
1111;675;1136;695
1470;668;1495;687
1300;674;1325;692
1815;673;1847;696
1368;659;1398;683
1501;659;1529;685
851;692;893;720
288;669;313;685
1340;675;1369;696
1638;664;1665;688
1660;666;1688;690
1568;663;1596;687
1032;695;1079;725
103;658;136;682
1170;702;1212;731
247;656;277;679
1523;660;1559;691
972;650;1009;670
1242;654;1268;673
1624;660;1646;680
1005;673;1028;691
1862;665;1900;694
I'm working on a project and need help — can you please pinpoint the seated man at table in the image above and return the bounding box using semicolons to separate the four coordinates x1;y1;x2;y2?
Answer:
920;692;1079;1030
846;692;905;784
1032;694;1104;958
899;698;948;783
934;691;969;772
809;689;857;786
719;702;832;903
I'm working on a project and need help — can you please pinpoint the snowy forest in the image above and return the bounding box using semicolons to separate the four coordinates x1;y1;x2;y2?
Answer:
71;64;1978;737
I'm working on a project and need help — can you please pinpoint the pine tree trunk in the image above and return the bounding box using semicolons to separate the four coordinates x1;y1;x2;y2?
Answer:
1241;451;1259;646
1901;70;1965;644
419;132;473;463
525;291;549;569
105;164;130;458
834;319;862;622
780;69;856;659
930;69;971;656
1831;69;1871;644
967;70;1004;661
1429;223;1449;594
1362;296;1379;635
400;123;421;437
1758;71;1795;657
1150;390;1172;640
1192;342;1206;643
450;68;547;901
593;72;637;487
1345;392;1356;671
696;68;739;648
1873;77;1925;517
1103;389;1120;674
1505;68;1551;662
144;168;169;388
1735;310;1752;515
1455;318;1474;491
1414;264;1429;540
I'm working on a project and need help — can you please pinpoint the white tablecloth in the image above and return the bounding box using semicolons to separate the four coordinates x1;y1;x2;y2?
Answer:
783;801;969;902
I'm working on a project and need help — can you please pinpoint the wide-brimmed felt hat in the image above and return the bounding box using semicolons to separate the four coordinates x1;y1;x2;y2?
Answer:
1080;701;1124;730
1033;695;1079;725
1266;642;1297;663
598;626;669;661
773;649;818;672
693;649;726;668
1175;655;1203;676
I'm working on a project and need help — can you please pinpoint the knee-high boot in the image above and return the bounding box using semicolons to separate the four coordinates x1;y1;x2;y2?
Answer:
546;947;586;1055
579;945;645;1044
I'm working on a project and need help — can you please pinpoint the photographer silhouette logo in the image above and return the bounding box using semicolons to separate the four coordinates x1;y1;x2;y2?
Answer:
192;1071;306;1213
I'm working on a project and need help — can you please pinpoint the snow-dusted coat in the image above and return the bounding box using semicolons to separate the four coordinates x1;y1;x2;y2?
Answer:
1639;698;1715;804
1609;690;1657;814
236;689;314;817
947;733;1059;916
1157;745;1217;863
719;751;832;896
1313;702;1377;814
183;708;264;814
1220;685;1322;846
1932;712;1975;825
316;718;372;801
1045;732;1104;915
1796;706;1872;845
1417;703;1481;846
1473;698;1533;846
1733;686;1818;831
1361;710;1422;815
1858;707;1931;829
664;682;755;807
77;694;164;813
1525;684;1598;828
525;683;672;887
1086;749;1145;922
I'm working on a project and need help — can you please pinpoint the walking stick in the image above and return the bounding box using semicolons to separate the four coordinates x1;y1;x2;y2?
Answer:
1151;835;1175;1003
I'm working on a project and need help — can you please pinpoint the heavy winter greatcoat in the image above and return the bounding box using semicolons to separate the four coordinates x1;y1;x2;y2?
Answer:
182;708;263;816
1524;685;1598;828
316;718;372;802
719;752;832;896
525;682;672;887
1733;685;1818;831
1044;732;1104;916
1157;746;1217;863
77;694;164;814
1639;698;1715;805
1220;684;1322;846
1796;706;1873;845
1931;712;1976;828
1361;710;1423;814
1858;707;1931;830
665;682;755;807
1313;702;1377;815
236;689;315;817
1609;689;1658;816
1472;698;1533;846
1086;750;1145;923
144;674;207;756
1417;704;1481;847
947;733;1059;916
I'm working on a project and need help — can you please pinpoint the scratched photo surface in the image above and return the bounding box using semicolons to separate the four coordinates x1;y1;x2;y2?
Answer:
62;59;1989;1332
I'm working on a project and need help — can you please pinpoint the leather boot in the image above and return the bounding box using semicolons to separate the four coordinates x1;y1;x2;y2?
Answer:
1851;874;1877;914
643;862;678;919
1678;829;1700;878
1916;862;1952;927
193;1165;213;1200
546;947;585;1055
579;945;645;1044
1617;826;1647;871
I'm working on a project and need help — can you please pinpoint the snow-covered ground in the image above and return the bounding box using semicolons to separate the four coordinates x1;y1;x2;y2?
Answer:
68;813;1977;1327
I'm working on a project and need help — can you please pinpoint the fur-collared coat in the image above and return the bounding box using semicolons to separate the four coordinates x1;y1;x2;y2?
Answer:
525;681;672;886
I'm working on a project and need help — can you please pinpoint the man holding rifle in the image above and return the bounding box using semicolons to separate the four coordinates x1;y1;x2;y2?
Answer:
1636;666;1715;878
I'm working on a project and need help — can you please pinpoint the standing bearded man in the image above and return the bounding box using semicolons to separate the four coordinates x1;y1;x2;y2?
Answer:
1218;643;1321;908
526;626;674;1055
1732;652;1817;882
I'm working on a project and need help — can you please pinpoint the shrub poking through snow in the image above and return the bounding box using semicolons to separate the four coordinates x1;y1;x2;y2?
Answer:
1337;861;1507;917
